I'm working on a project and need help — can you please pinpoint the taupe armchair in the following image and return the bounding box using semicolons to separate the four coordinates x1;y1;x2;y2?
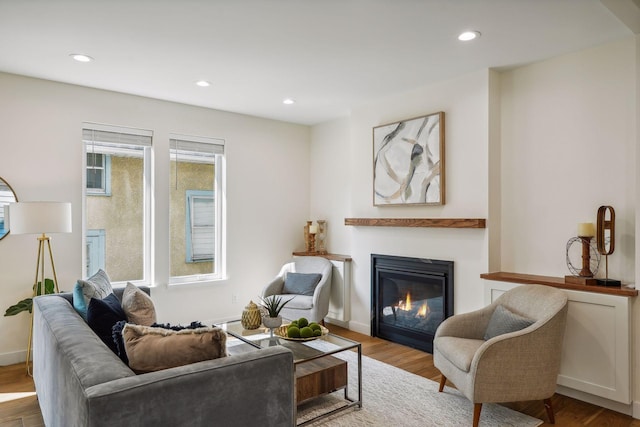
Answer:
433;284;568;426
261;256;332;323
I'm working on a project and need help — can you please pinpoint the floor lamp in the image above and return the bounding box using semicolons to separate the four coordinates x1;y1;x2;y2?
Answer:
7;201;72;375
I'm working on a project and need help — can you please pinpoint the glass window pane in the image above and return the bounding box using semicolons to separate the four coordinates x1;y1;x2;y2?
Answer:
170;158;214;276
86;150;144;281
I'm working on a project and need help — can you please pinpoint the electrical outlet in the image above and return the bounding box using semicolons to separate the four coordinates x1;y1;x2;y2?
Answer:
231;294;238;304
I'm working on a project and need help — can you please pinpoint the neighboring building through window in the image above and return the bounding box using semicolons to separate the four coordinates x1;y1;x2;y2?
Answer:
170;134;225;284
86;153;111;195
82;123;152;283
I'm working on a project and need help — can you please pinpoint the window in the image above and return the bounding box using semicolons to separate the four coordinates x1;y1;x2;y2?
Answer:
186;190;214;262
86;153;111;195
82;123;152;284
170;134;225;283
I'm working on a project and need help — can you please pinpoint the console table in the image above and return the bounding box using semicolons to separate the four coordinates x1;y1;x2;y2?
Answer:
482;272;636;413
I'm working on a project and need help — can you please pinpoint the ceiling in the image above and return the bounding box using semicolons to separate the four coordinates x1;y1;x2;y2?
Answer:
0;0;635;125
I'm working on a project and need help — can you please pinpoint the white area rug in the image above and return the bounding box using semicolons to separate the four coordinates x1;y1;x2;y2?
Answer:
297;341;542;427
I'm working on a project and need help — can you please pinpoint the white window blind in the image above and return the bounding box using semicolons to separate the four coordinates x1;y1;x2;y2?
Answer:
190;195;215;261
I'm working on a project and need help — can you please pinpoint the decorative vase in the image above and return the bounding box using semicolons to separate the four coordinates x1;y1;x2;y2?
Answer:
241;301;262;330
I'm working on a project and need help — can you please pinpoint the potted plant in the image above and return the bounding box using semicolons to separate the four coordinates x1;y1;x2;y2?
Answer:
258;295;293;329
4;278;56;316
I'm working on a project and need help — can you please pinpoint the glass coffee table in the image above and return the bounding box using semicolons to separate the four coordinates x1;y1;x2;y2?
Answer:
217;319;362;426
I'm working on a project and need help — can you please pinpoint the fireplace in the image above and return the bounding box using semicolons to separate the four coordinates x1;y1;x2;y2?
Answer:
371;254;453;353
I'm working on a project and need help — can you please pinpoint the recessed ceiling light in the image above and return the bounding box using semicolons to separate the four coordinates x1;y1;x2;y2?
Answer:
283;98;295;105
196;80;211;87
458;31;481;41
70;53;93;63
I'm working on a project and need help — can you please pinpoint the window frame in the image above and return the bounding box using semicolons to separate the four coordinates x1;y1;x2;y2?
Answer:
82;123;153;286
169;134;225;286
86;153;112;196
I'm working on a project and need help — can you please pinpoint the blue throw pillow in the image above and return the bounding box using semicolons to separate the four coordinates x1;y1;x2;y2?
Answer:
483;305;534;340
87;293;127;355
282;272;322;296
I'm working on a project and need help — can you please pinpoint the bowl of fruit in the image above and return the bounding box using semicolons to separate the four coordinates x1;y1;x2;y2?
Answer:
274;317;329;341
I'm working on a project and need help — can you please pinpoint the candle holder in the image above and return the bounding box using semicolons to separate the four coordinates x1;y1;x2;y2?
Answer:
316;220;327;254
308;232;316;253
596;206;621;287
565;235;600;286
304;221;312;252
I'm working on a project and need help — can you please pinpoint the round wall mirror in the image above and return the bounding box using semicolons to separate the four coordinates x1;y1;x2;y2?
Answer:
0;177;18;241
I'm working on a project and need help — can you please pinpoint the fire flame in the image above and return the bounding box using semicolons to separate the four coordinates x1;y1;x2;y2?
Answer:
395;292;429;318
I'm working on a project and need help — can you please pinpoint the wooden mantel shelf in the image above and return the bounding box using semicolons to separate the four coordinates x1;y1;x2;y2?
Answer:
344;218;486;229
481;271;638;297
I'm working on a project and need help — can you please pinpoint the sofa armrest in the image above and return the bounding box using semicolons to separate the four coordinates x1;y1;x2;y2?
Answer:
85;346;295;427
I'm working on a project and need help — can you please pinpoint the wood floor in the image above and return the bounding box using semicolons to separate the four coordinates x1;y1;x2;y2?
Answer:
1;325;639;426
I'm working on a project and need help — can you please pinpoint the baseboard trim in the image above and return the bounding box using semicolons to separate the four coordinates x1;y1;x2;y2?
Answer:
0;350;26;367
346;320;369;336
633;401;640;419
556;385;633;416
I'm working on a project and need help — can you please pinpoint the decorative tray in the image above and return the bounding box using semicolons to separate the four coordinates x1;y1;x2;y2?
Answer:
273;323;329;341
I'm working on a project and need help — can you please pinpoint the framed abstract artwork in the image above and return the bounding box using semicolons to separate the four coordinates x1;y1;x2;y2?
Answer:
373;112;445;206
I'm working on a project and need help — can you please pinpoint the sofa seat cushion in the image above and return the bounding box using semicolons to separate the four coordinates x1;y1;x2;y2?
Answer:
435;336;484;372
273;294;313;310
122;324;227;373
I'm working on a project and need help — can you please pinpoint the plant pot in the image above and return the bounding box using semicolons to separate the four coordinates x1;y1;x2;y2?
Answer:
262;316;283;329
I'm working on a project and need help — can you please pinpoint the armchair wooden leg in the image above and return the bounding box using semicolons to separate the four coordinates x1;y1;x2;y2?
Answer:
438;375;447;392
543;398;555;424
473;403;482;427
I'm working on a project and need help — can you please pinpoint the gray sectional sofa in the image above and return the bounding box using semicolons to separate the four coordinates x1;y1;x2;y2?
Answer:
32;288;295;427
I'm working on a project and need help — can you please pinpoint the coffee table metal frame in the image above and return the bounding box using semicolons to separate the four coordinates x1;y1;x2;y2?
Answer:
217;319;362;426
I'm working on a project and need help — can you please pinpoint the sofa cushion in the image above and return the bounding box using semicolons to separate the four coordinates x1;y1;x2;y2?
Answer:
87;293;127;354
122;323;227;373
73;269;113;320
122;282;156;326
484;304;534;340
283;272;322;296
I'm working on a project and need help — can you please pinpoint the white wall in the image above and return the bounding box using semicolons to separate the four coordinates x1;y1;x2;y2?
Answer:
0;72;311;364
500;37;636;282
311;69;491;333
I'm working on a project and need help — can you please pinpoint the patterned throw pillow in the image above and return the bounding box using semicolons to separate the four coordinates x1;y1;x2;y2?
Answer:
73;269;113;320
121;282;156;326
122;324;227;373
484;305;534;340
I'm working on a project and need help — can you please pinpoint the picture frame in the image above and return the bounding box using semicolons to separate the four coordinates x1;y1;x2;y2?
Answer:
373;112;445;206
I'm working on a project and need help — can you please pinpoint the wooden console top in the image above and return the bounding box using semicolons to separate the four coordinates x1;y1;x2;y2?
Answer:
481;271;637;297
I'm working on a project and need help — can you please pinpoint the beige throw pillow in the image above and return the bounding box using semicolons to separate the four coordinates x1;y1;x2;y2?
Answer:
122;323;227;373
122;282;156;326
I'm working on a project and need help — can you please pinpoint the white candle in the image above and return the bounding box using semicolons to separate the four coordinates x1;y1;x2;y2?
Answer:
577;222;595;237
309;225;318;234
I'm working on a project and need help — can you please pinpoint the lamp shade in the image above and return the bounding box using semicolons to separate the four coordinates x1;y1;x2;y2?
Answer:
7;202;72;235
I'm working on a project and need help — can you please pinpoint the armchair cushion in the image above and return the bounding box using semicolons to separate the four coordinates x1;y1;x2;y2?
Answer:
283;273;322;296
435;337;485;372
483;304;534;340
